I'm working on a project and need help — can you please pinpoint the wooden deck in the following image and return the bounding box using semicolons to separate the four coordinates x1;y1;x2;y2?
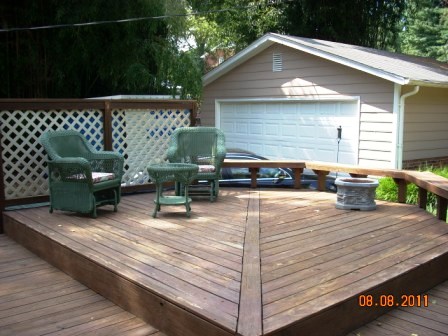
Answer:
3;188;448;336
0;235;162;336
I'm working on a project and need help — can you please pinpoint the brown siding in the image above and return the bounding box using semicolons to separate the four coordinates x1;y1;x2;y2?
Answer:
403;86;448;162
202;44;395;167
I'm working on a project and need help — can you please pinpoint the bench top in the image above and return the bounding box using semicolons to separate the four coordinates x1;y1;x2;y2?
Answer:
223;159;305;169
222;159;448;200
304;161;405;178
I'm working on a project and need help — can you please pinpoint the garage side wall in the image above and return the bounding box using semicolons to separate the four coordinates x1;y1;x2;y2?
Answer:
202;44;396;168
403;86;448;169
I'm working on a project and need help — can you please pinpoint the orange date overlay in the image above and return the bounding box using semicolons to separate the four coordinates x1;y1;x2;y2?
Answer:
358;294;429;307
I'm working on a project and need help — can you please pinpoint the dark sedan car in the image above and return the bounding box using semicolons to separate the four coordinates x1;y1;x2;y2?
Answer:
221;150;336;191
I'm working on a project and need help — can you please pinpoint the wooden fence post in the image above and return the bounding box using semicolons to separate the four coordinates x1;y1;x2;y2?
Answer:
418;187;428;210
436;195;447;221
394;178;408;203
103;101;113;151
0;130;4;233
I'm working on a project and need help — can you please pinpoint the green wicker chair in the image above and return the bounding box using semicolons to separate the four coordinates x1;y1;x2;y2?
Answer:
39;130;124;218
166;127;226;201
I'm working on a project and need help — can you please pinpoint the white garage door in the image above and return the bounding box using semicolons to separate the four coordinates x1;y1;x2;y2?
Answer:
218;100;360;164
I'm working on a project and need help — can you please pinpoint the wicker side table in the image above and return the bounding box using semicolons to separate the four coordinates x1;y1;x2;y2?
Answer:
147;163;199;218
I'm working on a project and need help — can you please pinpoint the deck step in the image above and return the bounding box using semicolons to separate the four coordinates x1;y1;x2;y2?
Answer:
0;235;163;336
347;280;448;336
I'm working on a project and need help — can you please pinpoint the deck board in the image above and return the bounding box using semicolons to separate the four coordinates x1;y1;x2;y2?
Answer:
3;188;448;336
261;206;430;281
237;190;263;336
10;204;241;329
258;189;448;335
348;280;448;336
0;235;161;336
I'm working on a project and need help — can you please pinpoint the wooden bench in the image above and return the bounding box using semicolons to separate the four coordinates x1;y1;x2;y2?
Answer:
222;159;448;221
405;170;448;220
305;161;408;202
305;161;448;221
222;160;306;189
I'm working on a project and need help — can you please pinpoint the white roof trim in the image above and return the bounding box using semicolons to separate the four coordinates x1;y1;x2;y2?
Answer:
215;95;360;103
203;33;447;87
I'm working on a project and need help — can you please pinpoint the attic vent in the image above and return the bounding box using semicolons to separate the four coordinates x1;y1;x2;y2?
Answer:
273;53;283;72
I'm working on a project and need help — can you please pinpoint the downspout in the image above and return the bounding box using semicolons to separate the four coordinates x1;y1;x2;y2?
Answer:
397;85;420;169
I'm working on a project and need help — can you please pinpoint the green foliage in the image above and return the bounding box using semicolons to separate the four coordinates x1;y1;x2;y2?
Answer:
400;0;448;62
0;0;188;98
186;0;282;54
376;177;399;202
187;0;406;54
281;0;405;50
376;166;448;216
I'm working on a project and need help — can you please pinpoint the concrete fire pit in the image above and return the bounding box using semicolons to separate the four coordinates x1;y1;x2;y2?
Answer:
335;177;379;211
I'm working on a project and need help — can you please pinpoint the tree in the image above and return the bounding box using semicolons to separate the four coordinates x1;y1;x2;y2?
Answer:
0;0;180;98
184;0;407;72
281;0;405;50
2;0;442;99
400;0;448;62
186;0;283;55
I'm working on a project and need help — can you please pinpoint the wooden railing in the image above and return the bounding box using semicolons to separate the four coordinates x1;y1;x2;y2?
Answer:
222;160;448;221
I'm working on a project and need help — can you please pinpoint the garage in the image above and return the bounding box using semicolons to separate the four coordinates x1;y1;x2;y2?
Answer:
203;33;448;169
217;99;360;165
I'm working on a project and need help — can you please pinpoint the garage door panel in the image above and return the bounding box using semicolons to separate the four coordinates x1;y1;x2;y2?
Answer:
250;123;263;135
265;123;280;136
298;148;316;160
298;117;316;125
264;144;279;154
248;143;264;154
300;104;318;115
228;141;249;150
221;121;235;133
239;104;251;114
317;139;336;147
316;126;338;138
279;146;299;158
282;125;297;137
219;101;359;164
236;123;248;134
281;104;298;114
319;148;337;157
338;152;355;163
339;127;358;141
265;104;282;116
298;126;316;138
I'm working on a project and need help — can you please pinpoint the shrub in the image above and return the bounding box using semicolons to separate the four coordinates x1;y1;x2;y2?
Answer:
376;165;448;216
375;176;399;202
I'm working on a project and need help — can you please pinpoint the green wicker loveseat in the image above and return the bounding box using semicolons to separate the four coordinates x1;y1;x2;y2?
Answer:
39;130;124;218
166;127;226;201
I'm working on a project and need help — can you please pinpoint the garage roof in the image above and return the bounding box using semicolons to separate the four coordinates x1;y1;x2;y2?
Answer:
203;33;448;88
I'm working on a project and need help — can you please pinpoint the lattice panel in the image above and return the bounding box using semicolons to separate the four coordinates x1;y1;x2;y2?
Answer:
0;109;103;200
112;109;191;186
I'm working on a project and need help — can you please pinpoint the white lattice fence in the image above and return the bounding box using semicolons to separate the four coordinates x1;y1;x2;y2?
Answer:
0;107;191;200
112;108;191;186
0;109;104;200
